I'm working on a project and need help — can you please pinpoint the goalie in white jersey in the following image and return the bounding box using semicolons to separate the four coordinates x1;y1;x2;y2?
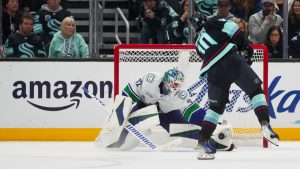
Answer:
98;68;234;151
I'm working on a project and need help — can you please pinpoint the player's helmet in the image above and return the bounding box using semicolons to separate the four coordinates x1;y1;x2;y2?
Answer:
162;68;185;94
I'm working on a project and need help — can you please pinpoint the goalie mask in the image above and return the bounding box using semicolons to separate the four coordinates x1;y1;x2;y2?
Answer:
162;68;185;94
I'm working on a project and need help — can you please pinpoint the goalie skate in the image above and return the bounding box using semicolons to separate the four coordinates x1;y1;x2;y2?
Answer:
262;121;279;146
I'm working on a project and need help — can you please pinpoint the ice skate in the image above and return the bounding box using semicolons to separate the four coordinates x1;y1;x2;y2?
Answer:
261;121;279;146
197;137;216;160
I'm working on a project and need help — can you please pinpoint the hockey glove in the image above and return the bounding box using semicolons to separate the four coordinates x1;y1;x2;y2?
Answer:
241;45;254;66
189;12;207;32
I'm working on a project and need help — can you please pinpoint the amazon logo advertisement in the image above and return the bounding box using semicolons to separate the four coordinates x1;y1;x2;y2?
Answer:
12;80;113;111
268;76;300;121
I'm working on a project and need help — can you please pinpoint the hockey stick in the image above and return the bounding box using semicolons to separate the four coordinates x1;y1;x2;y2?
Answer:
82;87;182;151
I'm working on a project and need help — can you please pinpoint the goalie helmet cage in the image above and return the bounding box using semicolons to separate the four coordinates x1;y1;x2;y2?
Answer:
114;44;269;148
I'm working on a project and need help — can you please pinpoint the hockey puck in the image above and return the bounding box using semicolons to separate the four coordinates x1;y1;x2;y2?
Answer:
218;133;225;140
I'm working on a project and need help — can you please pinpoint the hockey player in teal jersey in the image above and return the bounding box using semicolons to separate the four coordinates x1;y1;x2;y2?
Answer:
190;12;279;160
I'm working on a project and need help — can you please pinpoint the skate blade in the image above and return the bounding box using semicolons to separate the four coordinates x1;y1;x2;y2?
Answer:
197;154;215;160
197;149;215;160
264;137;279;146
262;125;279;146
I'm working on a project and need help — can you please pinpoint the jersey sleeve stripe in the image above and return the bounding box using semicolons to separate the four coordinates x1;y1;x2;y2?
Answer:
251;94;268;109
199;43;236;77
231;29;242;42
201;42;228;68
122;84;142;103
203;109;221;125
183;103;202;121
221;20;239;38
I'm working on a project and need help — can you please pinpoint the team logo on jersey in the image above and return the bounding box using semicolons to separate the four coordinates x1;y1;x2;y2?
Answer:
47;19;61;32
63;43;76;58
18;43;35;58
45;15;51;21
172;21;178;28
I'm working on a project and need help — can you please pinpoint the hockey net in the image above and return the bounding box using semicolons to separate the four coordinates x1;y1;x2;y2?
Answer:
114;44;269;148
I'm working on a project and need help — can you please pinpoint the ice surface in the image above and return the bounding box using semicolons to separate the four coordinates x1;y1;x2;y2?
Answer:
0;141;299;169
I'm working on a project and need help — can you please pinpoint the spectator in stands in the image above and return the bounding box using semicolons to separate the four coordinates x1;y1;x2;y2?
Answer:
231;0;258;21
275;0;284;17
207;0;237;20
2;0;22;44
265;26;283;58
33;0;71;53
129;0;142;20
248;0;282;44
3;14;46;58
166;0;189;43
288;0;300;58
194;0;218;17
48;17;89;58
19;0;68;13
138;0;179;44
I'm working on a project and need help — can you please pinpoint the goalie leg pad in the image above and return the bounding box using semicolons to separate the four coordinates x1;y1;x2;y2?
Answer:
115;105;160;150
169;123;201;148
211;120;234;151
99;95;133;147
168;121;233;151
103;105;160;150
169;123;201;139
128;105;159;130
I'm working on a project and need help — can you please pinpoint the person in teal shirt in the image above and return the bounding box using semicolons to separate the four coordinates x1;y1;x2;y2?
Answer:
48;17;89;58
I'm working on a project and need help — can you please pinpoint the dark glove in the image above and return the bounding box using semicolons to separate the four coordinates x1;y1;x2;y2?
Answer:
241;45;254;66
189;12;207;32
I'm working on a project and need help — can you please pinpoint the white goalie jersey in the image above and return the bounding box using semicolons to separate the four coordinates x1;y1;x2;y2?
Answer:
122;72;189;113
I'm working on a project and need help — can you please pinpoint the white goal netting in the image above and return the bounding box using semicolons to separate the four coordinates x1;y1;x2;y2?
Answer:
114;44;269;148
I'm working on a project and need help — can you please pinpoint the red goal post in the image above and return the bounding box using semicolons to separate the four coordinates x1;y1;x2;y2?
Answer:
114;44;269;148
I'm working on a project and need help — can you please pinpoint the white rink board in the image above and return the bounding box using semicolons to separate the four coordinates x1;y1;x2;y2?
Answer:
0;61;299;129
0;62;114;128
268;63;300;127
119;62;264;128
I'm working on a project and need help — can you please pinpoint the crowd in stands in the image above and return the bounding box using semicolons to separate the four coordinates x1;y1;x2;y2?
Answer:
1;0;88;58
1;0;300;59
136;0;300;58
